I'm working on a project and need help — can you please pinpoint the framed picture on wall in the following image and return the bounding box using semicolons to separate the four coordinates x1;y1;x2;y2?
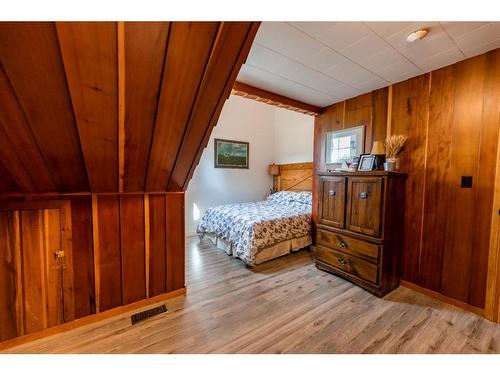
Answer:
214;138;249;169
325;125;365;165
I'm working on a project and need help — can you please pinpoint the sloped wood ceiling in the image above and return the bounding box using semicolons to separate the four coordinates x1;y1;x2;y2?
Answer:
0;21;259;194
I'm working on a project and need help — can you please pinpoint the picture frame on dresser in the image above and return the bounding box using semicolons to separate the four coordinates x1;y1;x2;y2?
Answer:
357;154;376;171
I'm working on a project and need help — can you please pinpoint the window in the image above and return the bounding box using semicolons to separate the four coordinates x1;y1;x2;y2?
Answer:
325;125;365;164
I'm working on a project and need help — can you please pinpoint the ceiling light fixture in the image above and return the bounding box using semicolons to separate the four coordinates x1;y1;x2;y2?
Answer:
406;28;429;43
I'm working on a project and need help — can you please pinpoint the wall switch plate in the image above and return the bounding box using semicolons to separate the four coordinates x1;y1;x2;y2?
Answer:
461;176;473;188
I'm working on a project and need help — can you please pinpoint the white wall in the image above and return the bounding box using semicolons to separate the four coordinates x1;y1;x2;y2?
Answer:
185;95;314;235
274;108;314;164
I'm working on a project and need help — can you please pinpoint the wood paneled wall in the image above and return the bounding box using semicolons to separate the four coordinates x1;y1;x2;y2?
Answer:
0;192;185;342
313;49;500;309
393;50;500;308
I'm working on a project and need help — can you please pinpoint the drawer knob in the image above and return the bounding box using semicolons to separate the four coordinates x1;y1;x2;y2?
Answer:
337;257;349;265
359;191;368;199
328;190;336;197
339;241;348;248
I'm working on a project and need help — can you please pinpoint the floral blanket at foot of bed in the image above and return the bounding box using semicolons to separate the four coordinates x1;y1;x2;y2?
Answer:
197;191;312;266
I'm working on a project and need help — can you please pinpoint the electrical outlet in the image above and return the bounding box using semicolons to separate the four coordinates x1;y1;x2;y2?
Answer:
461;176;473;188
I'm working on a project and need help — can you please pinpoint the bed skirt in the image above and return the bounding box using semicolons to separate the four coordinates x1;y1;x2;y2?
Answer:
202;233;311;266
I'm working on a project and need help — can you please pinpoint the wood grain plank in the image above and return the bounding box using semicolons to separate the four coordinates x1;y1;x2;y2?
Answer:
344;93;372;152
0;64;55;192
96;195;122;311
69;196;95;318
391;74;430;284
440;55;486;302
418;66;456;291
144;195;150;298
168;22;254;191
166;194;185;292
123;22;169;191
0;22;88;192
43;209;63;328
120;195;146;305
0;212;21;341
56;22;118;192
0;162;18;192
20;210;47;334
149;195;167;296
145;22;219;191
371;87;388;143
118;22;125;193
60;202;75;323
468;49;500;308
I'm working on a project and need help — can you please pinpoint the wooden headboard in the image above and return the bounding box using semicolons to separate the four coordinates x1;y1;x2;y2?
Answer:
273;162;313;192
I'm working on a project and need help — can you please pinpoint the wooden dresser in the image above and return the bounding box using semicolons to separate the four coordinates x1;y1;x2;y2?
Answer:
315;171;406;297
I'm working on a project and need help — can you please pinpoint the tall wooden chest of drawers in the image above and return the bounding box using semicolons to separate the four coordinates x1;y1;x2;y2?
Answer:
315;171;406;297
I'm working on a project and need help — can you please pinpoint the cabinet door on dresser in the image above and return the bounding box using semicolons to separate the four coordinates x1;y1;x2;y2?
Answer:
318;176;346;228
347;177;383;237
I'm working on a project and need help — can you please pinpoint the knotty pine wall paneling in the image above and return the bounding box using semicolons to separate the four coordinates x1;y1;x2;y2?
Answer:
96;195;122;312
69;196;95;319
391;74;431;287
148;194;167;297
119;195;146;305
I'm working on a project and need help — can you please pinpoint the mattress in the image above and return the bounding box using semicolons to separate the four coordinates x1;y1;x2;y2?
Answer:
197;191;312;266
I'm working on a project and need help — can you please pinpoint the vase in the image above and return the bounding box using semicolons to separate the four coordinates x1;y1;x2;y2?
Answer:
384;158;400;171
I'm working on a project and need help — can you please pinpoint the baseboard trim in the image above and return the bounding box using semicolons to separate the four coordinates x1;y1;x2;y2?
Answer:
0;287;186;351
400;280;484;316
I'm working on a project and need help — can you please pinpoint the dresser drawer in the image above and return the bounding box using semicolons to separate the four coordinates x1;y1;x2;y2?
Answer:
317;229;379;263
316;244;378;284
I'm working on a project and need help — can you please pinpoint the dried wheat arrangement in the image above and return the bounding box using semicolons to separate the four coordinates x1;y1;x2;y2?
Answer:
385;135;407;159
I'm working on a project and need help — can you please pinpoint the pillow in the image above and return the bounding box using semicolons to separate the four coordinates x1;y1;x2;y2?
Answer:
267;191;312;205
266;191;295;204
291;191;312;206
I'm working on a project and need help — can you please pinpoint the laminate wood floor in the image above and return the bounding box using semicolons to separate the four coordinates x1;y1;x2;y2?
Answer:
3;236;500;354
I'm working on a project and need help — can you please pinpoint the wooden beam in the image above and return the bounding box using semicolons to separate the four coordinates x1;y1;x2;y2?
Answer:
232;81;321;116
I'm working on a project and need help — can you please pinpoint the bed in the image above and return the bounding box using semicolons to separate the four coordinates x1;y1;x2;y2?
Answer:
197;162;313;266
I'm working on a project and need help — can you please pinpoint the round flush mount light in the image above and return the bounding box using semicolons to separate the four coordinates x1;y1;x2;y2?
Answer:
406;28;429;43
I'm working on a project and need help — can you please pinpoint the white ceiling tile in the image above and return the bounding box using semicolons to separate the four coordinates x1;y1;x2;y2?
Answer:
440;22;490;38
454;23;500;54
290;22;371;51
357;47;403;72
462;38;500;58
254;22;325;64
376;59;423;83
293;68;362;99
324;59;379;87
302;47;346;72
364;22;414;38
415;47;465;72
355;76;390;92
246;43;306;79
341;32;389;62
246;44;359;99
237;64;339;107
